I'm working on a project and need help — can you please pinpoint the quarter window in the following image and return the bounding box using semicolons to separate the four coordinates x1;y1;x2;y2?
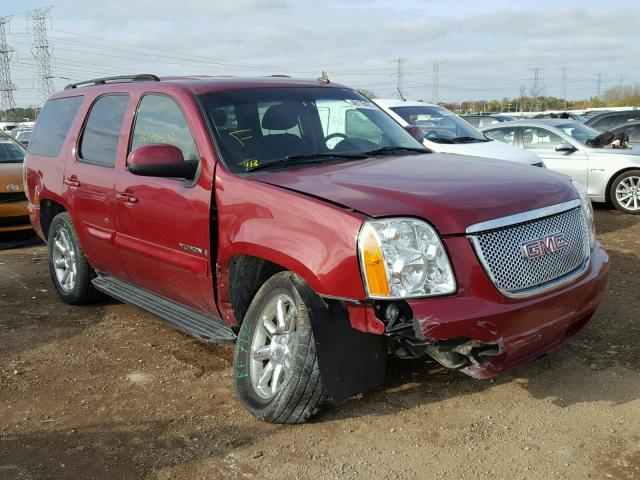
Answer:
29;96;84;157
79;94;129;167
522;127;564;150
131;94;199;162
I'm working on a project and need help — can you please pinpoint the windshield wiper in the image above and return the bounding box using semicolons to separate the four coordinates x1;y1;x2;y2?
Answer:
244;152;367;172
450;136;490;143
361;146;428;156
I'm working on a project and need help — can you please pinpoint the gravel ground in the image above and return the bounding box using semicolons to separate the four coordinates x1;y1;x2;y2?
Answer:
1;207;639;480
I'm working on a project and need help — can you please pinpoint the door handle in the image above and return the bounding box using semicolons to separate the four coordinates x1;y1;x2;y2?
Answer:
63;176;80;188
116;192;138;204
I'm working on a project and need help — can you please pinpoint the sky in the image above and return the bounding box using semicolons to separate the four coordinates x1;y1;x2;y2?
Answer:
2;0;640;107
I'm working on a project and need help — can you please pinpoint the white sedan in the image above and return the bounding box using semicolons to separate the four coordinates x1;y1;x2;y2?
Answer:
482;119;640;214
373;99;543;166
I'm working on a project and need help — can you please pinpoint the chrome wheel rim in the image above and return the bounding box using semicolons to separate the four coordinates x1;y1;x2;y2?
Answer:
616;176;640;211
52;228;77;293
250;294;298;399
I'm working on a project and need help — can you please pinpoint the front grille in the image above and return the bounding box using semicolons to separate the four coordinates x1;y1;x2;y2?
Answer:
0;192;26;203
468;206;590;297
0;215;30;227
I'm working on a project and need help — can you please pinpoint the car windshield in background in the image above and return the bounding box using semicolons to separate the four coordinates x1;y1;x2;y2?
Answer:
391;106;488;144
0;137;26;163
558;123;599;144
198;87;426;173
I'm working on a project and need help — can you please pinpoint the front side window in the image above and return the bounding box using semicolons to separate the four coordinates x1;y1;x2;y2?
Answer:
79;94;129;168
484;127;517;145
521;127;565;150
392;106;488;144
131;94;199;162
198;87;425;173
29;96;84;157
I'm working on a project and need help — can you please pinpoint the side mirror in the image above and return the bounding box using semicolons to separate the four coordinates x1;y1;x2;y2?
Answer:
127;144;197;179
404;125;425;142
555;143;577;154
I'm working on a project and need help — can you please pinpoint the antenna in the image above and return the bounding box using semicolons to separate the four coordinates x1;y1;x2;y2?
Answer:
392;58;407;101
396;87;406;102
27;7;55;107
317;70;330;84
0;16;17;121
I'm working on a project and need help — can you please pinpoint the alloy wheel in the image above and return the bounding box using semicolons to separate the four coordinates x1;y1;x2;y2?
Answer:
52;228;77;292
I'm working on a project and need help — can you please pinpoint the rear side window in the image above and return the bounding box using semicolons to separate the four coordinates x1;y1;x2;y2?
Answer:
130;94;199;161
79;94;129;168
29;96;84;157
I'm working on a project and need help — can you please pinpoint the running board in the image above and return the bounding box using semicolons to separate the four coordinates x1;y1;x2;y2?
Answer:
92;275;236;343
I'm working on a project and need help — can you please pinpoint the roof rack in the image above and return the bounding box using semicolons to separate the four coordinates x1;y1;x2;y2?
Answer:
64;74;160;90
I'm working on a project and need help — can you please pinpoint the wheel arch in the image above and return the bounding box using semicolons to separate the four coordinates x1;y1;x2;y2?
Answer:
39;198;68;240
605;167;640;203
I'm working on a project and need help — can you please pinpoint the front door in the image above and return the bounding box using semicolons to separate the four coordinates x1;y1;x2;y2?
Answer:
113;93;215;314
520;126;589;188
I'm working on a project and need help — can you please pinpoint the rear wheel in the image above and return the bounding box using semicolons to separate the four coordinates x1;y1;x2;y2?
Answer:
610;170;640;214
234;272;325;424
47;212;102;304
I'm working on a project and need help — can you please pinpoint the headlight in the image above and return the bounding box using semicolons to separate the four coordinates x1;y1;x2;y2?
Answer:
358;217;456;298
572;180;596;249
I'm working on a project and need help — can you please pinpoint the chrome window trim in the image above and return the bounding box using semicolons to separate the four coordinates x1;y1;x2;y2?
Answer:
466;199;582;234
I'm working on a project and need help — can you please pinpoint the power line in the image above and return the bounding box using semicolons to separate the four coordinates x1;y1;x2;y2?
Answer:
27;6;55;106
391;58;407;100
0;16;17;121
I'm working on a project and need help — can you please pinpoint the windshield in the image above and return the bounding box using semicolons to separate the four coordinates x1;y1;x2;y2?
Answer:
557;123;599;144
391;105;488;143
198;87;426;173
0;137;26;163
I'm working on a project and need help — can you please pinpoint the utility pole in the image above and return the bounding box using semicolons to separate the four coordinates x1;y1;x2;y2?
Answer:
391;58;407;101
28;7;55;109
431;61;445;104
0;16;17;122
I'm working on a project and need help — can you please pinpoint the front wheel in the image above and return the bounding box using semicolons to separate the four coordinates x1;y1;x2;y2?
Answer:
234;272;325;424
610;170;640;214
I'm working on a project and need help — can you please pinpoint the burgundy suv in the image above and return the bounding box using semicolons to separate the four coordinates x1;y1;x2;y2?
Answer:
25;74;609;423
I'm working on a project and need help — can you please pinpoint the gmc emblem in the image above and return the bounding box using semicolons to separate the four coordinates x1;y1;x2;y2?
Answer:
522;232;568;260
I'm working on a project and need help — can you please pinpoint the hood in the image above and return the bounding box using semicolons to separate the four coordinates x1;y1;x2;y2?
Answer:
253;153;577;235
0;162;24;193
586;146;640;157
429;139;541;165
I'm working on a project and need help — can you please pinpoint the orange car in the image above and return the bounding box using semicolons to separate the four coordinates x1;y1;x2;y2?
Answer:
0;134;30;233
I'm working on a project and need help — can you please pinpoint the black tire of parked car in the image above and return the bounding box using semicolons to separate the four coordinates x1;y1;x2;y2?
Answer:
47;212;103;304
234;271;326;424
610;169;640;215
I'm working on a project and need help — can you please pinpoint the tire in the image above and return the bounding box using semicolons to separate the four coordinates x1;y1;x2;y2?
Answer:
610;169;640;214
47;212;103;305
234;272;326;424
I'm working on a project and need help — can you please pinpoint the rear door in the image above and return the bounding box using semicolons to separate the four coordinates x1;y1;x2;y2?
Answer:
520;126;589;187
63;94;129;278
113;92;215;313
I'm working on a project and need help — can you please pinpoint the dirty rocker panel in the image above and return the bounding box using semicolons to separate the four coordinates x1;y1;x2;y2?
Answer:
92;274;236;343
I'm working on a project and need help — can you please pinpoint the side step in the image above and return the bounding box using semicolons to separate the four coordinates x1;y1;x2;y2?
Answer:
92;275;236;343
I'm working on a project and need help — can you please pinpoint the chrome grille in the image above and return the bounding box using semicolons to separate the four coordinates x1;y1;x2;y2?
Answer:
468;206;590;297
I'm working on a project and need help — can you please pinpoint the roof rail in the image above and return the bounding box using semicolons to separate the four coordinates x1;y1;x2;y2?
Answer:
64;74;160;90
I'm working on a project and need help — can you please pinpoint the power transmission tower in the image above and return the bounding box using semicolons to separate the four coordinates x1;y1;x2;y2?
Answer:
531;67;542;111
28;7;55;107
0;16;17;121
559;67;570;110
595;73;604;99
431;61;445;104
392;58;407;100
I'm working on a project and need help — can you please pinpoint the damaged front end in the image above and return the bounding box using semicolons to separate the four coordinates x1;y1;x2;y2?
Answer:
372;300;502;373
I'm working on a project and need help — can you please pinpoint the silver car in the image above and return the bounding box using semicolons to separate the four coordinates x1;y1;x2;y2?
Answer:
482;119;640;214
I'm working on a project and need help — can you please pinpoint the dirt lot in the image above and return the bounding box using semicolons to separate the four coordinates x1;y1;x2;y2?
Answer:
1;207;639;480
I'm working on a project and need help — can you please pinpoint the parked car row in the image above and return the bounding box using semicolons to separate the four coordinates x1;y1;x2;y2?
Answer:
21;74;610;424
0;133;30;234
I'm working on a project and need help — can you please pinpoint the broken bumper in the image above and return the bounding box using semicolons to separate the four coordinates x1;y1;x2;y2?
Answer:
408;243;609;379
